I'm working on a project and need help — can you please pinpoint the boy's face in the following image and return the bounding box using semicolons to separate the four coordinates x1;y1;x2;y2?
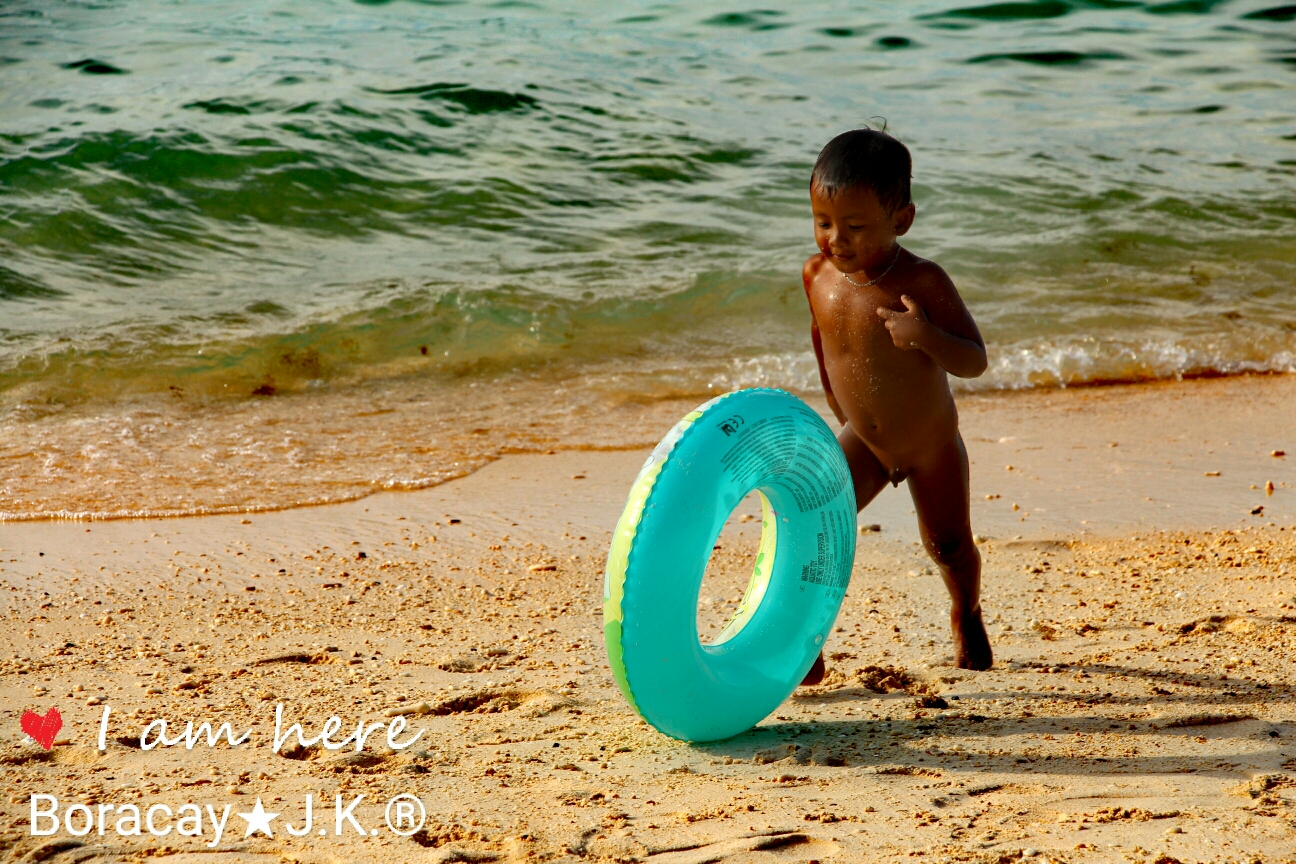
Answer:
810;182;916;274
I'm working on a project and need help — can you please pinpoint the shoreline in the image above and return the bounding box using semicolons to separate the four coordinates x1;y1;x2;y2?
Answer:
2;370;1293;527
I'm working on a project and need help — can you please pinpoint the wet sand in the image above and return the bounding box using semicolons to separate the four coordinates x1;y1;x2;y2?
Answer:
2;374;1295;864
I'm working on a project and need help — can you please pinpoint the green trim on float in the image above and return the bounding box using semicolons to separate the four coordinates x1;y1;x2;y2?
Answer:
602;410;702;718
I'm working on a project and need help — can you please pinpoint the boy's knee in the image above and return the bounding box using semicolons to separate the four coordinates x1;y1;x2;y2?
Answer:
926;534;976;569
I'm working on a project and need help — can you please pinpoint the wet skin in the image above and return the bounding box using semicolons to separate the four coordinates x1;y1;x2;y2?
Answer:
800;182;993;678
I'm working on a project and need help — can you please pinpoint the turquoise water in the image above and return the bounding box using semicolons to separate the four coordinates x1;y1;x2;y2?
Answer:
1;0;1294;517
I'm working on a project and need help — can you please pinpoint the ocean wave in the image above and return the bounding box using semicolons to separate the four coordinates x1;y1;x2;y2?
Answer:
704;353;823;394
625;335;1296;397
969;337;1296;391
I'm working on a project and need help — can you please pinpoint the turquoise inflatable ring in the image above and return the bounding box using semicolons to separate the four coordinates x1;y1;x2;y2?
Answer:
603;388;857;742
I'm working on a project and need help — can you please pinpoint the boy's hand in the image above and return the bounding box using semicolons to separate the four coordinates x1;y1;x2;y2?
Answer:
877;295;930;350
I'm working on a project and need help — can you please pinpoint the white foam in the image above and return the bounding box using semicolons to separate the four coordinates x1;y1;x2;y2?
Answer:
653;335;1296;396
963;337;1296;392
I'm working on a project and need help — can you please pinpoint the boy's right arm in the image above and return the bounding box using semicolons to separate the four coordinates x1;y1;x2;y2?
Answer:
803;256;847;426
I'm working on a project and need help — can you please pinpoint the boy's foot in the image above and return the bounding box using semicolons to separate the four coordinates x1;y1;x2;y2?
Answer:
800;651;826;686
953;608;993;671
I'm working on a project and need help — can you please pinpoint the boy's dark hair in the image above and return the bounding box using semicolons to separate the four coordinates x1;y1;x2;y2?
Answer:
811;128;912;213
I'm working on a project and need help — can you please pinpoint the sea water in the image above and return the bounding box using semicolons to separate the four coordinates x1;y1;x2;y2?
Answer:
1;0;1293;518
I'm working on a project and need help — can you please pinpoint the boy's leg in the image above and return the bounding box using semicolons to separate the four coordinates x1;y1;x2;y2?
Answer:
905;434;993;671
801;424;891;686
838;424;892;513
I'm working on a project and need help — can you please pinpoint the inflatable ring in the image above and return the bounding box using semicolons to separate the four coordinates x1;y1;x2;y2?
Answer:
603;388;857;742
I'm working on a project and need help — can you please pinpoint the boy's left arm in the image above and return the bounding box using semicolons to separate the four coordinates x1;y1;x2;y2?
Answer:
877;264;987;379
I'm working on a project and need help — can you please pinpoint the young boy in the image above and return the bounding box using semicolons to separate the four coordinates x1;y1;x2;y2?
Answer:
800;128;992;681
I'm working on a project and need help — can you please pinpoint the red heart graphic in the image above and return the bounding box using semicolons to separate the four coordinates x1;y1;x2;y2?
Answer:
20;707;62;751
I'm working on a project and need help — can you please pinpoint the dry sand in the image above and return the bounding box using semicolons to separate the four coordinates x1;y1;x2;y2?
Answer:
2;375;1295;864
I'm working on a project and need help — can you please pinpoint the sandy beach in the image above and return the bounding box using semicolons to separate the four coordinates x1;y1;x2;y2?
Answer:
3;375;1295;864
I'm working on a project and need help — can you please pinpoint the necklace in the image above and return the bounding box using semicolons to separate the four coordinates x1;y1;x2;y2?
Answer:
840;246;901;288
